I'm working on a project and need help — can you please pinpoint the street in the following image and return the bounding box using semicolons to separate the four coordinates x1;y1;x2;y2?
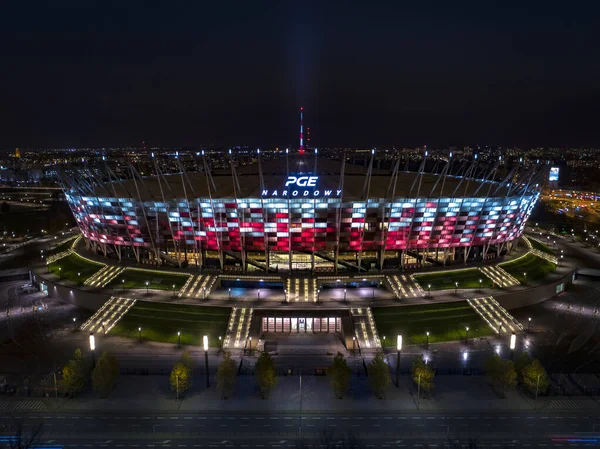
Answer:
2;409;600;448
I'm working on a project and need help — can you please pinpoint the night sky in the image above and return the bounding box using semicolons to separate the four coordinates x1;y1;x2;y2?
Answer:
1;1;599;149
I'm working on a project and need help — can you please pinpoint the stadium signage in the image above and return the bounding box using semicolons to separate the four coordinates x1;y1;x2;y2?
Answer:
261;176;342;197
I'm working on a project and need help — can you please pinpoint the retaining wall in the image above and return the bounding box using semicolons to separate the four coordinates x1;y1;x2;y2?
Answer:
29;271;111;311
494;269;575;310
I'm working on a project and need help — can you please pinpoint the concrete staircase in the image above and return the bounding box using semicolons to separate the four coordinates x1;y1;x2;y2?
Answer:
285;277;318;302
80;296;137;334
385;274;425;299
84;265;125;288
178;273;216;298
479;265;520;288
466;296;524;335
223;307;253;349
350;307;381;350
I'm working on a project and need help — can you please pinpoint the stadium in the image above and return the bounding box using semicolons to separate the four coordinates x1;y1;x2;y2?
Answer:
59;150;545;274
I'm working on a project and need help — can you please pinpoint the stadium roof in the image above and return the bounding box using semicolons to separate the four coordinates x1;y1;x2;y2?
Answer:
93;155;510;200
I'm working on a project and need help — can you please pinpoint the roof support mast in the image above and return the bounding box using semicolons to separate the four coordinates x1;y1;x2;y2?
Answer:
357;149;375;273
334;152;346;274
258;149;270;272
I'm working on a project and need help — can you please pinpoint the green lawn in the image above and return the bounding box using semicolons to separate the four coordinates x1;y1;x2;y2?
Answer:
499;253;556;284
414;268;493;291
48;236;77;255
373;301;492;347
47;253;104;284
110;301;230;348
110;268;190;291
528;237;555;256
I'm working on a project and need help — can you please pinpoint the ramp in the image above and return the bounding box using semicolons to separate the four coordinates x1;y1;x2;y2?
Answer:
178;273;216;298
385;274;425;298
350;307;381;350
84;265;125;288
285;277;318;302
466;296;524;334
80;296;137;334
223;307;253;349
479;265;520;288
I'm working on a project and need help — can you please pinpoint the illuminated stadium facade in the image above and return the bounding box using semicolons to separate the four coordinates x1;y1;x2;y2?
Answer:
59;151;545;273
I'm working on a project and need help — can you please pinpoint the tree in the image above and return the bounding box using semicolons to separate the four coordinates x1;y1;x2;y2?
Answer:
327;352;351;399
61;348;89;397
484;354;517;396
368;352;391;399
180;351;194;373
92;352;120;398
2;418;43;449
255;352;277;399
216;351;237;399
514;353;533;375
521;359;550;396
170;362;192;398
411;355;435;396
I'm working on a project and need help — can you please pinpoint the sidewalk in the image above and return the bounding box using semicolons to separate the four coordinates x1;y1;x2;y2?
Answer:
3;374;589;413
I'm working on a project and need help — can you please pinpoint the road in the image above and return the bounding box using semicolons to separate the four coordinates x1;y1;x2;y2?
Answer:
2;409;600;448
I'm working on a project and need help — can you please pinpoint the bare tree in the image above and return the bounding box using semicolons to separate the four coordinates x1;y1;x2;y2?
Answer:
0;418;44;449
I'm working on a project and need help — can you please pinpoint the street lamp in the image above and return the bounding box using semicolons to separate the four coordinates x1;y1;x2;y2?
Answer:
382;335;386;348
58;267;62;279
343;289;347;302
396;335;402;388
172;284;176;298
121;279;125;292
89;332;96;367
428;284;431;297
138;327;142;342
426;331;430;349
77;272;81;284
203;335;210;388
228;288;231;300
352;336;356;356
479;279;482;292
465;326;469;343
145;281;149;295
219;335;222;349
203;287;206;299
416;373;421;410
510;332;516;360
455;281;458;295
524;272;527;282
528;317;532;332
177;331;181;348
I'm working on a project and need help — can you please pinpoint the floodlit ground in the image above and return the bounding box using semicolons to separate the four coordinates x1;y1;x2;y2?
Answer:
413;268;493;290
109;301;230;348
499;253;556;284
373;301;492;346
110;268;190;291
47;252;104;284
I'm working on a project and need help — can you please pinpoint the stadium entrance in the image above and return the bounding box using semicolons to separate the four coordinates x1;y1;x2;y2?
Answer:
261;316;342;334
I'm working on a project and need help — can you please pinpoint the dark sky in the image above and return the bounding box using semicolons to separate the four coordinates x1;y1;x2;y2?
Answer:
1;1;599;149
